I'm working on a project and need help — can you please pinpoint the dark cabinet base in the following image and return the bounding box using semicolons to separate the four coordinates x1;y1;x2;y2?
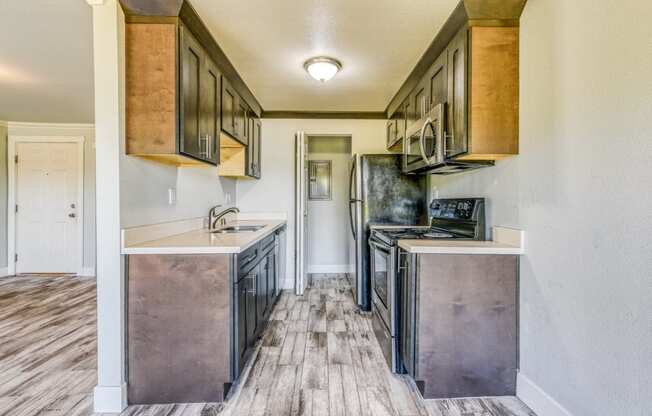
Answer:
127;254;232;404
410;254;518;399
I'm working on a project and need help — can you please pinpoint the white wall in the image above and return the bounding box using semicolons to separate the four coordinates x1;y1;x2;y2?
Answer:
4;122;96;272
236;118;387;288
430;1;652;415
306;136;352;272
119;157;236;228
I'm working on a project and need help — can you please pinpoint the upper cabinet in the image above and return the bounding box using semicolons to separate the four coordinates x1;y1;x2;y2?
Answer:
179;25;220;164
221;76;239;142
125;22;220;166
386;1;524;164
124;2;263;179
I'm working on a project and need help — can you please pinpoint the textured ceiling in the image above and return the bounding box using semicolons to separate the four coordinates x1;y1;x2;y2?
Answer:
0;0;459;121
0;0;94;123
192;0;459;112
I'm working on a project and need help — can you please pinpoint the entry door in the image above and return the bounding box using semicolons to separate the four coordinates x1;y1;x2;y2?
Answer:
295;132;308;295
15;142;80;273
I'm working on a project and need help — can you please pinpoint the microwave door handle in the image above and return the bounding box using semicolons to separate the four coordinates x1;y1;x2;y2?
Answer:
419;118;433;164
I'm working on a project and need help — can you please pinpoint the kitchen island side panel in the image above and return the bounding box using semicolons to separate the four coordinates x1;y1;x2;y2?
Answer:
416;254;518;398
127;254;232;404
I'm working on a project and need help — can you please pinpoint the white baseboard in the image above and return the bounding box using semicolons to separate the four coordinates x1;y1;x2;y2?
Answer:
93;383;127;413
80;267;96;277
0;267;9;277
307;264;354;274
517;372;573;416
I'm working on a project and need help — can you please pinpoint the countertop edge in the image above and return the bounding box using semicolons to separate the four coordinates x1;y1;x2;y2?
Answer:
121;220;286;255
396;241;524;255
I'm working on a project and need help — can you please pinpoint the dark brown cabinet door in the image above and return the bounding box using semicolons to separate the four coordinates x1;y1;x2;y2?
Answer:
247;118;261;179
179;25;203;161
265;249;276;308
236;278;248;367
221;76;238;140
255;260;268;329
386;119;396;148
201;58;220;164
428;51;448;114
446;27;468;158
236;101;249;146
245;271;257;347
412;80;428;125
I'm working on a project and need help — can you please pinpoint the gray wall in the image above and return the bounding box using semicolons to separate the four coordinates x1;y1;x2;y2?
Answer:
236;118;387;288
430;1;652;414
306;136;352;271
119;156;236;228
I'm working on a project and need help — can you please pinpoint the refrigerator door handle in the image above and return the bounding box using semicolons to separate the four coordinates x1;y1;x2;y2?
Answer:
349;200;357;239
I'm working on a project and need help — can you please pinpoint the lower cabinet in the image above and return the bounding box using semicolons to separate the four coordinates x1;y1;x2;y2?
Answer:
399;251;518;399
234;233;280;377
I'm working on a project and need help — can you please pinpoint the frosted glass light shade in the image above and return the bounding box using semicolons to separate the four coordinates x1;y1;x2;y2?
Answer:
304;57;342;82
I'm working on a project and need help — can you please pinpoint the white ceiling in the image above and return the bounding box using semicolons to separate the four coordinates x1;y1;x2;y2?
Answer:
0;0;459;121
0;0;94;123
192;0;458;112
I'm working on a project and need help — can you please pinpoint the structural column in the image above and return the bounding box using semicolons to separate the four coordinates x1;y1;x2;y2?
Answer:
87;0;127;412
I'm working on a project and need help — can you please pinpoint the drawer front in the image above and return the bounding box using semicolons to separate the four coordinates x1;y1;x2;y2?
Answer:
237;246;259;278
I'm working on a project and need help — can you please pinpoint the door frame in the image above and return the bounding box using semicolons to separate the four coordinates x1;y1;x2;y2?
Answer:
7;136;85;275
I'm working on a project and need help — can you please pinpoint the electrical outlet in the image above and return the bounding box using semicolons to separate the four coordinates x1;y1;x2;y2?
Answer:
168;188;177;205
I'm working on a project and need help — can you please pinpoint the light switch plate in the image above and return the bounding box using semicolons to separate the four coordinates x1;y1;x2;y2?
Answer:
168;188;177;205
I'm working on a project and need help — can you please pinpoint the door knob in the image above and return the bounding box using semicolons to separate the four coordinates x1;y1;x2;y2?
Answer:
68;213;76;218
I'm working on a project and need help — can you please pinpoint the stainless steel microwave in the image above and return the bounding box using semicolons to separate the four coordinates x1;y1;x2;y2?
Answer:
403;104;444;174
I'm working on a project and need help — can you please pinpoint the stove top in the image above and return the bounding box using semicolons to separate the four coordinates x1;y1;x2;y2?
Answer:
370;198;486;246
371;227;465;246
376;228;456;240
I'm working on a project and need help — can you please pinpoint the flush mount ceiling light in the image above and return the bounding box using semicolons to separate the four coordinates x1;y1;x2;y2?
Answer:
304;57;342;82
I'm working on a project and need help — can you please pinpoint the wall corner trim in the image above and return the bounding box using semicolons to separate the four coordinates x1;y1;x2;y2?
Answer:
517;372;574;416
93;383;127;413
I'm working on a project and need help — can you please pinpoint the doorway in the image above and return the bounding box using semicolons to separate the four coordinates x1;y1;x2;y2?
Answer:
295;134;352;293
8;137;85;274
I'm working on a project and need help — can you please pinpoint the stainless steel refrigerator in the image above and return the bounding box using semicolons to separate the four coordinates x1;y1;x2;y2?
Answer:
348;154;427;310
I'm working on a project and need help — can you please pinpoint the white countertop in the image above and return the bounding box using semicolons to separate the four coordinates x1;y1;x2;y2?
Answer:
397;226;525;255
122;220;286;255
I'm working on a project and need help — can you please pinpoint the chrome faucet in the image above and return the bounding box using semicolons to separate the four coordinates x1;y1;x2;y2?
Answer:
208;206;240;231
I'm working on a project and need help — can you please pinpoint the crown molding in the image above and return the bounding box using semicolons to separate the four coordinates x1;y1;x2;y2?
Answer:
86;0;107;5
0;121;7;127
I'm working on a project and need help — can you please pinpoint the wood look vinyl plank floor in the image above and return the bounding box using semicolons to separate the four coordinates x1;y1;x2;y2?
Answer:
0;273;537;416
0;274;96;416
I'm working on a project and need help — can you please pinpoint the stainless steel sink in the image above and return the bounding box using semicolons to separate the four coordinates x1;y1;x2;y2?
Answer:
211;225;265;234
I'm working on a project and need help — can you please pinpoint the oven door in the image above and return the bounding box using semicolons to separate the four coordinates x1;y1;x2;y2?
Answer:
369;238;396;335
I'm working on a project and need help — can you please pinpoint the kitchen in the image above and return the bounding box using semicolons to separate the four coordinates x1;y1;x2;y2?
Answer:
83;0;652;415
